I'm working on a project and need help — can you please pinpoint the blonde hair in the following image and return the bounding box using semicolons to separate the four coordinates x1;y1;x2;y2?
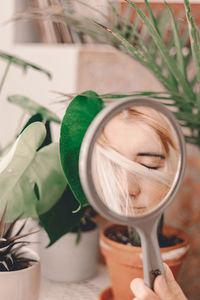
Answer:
92;106;178;216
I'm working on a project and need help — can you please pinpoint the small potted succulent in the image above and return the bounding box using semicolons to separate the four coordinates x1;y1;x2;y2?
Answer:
0;206;40;300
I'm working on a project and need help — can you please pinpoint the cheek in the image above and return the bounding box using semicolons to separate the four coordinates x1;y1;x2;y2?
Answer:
142;180;169;207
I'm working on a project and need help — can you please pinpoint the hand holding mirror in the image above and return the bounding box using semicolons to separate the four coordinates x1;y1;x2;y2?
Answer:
79;98;186;289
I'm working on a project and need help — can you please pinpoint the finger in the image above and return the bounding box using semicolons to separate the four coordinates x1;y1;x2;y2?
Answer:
131;278;160;300
154;263;187;300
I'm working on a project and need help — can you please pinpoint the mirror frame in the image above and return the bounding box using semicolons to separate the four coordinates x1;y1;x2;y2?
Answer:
79;97;186;226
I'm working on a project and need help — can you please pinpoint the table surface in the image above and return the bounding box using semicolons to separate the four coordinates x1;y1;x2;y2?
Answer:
39;264;110;300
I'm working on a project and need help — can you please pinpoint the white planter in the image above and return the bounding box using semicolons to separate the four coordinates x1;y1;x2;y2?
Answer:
0;248;40;300
39;227;99;282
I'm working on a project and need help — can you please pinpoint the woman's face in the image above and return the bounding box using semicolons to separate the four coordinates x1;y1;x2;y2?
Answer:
103;113;176;216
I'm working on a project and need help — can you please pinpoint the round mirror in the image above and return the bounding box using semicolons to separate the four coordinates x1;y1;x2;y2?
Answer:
79;98;185;223
92;105;179;217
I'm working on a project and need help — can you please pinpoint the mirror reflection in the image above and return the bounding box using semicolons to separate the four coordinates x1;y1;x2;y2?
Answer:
92;106;179;216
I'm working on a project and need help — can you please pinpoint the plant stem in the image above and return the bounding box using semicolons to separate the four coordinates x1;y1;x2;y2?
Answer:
0;60;12;94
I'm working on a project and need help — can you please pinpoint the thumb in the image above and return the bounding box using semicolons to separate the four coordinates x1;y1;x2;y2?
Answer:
154;263;188;300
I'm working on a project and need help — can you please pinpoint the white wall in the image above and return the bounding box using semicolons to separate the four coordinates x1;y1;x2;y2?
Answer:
0;1;78;149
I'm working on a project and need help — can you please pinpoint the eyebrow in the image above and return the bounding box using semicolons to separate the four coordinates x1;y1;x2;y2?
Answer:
137;153;166;159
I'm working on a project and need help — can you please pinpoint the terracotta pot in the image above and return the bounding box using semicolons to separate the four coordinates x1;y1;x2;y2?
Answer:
0;247;40;300
100;224;190;300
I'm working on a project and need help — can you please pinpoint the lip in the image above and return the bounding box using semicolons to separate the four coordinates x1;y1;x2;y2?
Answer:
133;206;146;210
132;206;147;215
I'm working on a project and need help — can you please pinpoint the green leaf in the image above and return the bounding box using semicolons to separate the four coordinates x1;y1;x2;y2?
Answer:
39;186;86;247
20;114;52;149
184;0;200;102
165;1;186;79
0;122;67;221
125;0;194;101
7;95;61;124
100;91;171;99
144;0;160;35
0;51;52;79
60;90;104;207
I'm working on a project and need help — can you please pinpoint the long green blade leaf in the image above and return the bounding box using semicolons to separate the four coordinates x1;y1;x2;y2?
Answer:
125;0;194;101
165;1;186;79
184;0;200;102
144;0;160;35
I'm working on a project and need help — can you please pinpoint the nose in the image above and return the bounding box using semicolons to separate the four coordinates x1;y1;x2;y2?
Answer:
128;174;141;198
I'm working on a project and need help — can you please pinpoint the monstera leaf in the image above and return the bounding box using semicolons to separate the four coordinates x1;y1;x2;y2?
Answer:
60;90;104;207
8;95;60;124
0;122;67;221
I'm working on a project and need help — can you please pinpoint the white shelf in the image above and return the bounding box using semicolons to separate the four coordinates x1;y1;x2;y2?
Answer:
39;264;110;300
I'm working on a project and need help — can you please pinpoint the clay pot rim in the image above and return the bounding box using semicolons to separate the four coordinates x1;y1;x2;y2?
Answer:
100;223;190;253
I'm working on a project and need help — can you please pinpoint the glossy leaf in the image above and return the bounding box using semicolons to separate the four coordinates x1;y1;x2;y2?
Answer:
39;186;86;247
60;90;104;207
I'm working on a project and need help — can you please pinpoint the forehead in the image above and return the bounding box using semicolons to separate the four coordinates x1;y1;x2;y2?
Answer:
103;115;163;156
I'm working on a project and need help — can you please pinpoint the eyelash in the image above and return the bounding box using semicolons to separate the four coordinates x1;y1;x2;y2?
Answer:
140;164;159;170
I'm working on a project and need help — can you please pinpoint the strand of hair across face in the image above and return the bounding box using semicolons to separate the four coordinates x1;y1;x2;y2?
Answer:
95;144;172;186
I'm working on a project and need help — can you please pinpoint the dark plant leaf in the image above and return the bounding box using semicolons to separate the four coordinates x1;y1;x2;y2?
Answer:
60;90;104;207
39;186;86;247
37;121;52;150
20;113;43;134
4;214;24;239
34;183;40;201
14;219;28;237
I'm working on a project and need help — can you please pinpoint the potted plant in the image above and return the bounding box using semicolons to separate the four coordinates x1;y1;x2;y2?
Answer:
99;224;189;300
15;0;199;297
0;115;100;282
39;195;99;282
0;206;40;300
58;89;190;299
0;52;100;283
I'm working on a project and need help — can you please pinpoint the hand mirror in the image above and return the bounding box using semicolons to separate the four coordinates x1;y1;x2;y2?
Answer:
79;97;186;289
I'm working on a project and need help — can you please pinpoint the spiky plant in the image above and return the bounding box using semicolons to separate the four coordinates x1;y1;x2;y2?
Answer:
0;207;38;272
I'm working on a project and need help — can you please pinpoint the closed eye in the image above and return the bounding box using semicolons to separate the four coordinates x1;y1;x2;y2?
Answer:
136;152;165;170
140;163;159;170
